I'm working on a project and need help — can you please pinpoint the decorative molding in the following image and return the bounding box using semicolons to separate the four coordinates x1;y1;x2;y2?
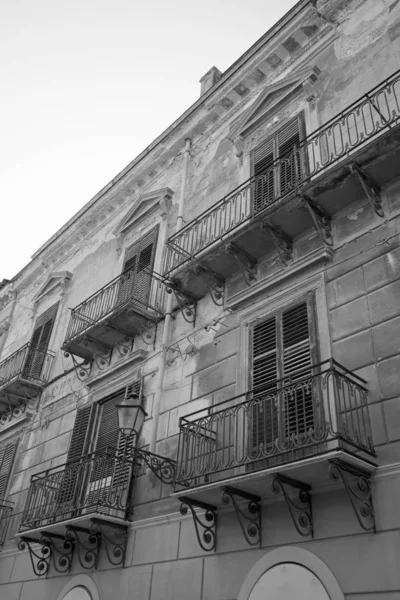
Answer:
33;271;72;305
0;318;10;337
86;349;147;395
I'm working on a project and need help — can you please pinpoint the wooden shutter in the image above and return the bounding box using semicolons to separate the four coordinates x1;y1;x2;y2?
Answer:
278;116;302;195
24;302;59;379
66;404;97;464
253;138;274;211
0;443;17;499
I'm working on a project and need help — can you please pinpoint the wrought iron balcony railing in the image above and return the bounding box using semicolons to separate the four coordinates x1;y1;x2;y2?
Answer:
175;360;375;487
20;448;136;531
0;343;55;390
164;69;400;276
0;499;13;549
64;265;166;345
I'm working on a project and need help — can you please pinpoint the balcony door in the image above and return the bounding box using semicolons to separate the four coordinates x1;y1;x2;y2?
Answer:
249;297;318;460
117;226;158;309
253;113;305;213
23;302;58;380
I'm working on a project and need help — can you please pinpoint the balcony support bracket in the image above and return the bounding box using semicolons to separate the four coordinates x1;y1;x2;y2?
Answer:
297;193;333;247
192;264;225;306
65;525;102;570
18;536;52;577
133;448;177;484
40;532;75;574
179;497;217;552
221;486;261;547
272;474;313;537
136;316;158;348
81;336;112;371
166;281;197;326
225;242;257;286
349;163;383;217
115;334;135;358
329;459;375;532
90;518;128;567
64;351;93;381
260;221;293;266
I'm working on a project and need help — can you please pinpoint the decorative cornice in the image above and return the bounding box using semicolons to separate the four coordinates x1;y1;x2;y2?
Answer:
33;271;72;305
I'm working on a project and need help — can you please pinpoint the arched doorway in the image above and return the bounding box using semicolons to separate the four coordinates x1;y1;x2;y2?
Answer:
238;547;345;600
63;587;93;600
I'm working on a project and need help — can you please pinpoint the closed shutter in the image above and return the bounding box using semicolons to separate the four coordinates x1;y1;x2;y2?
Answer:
117;226;159;307
254;139;274;211
278;117;302;196
66;404;97;464
0;443;17;499
23;302;59;379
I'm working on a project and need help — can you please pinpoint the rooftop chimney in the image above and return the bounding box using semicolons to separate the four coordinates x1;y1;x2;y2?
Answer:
200;67;222;96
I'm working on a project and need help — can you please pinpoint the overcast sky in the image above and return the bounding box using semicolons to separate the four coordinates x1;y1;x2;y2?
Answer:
1;0;299;280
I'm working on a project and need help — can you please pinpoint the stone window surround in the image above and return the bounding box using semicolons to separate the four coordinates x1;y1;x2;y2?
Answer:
56;574;101;600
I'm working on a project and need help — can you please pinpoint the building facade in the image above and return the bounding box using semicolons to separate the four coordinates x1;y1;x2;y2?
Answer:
1;0;400;598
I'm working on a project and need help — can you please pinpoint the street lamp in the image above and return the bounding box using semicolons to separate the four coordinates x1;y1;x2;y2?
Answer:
116;394;176;485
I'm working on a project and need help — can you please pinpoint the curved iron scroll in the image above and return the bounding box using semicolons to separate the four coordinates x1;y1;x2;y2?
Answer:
65;525;101;570
180;497;217;552
221;486;261;547
64;351;93;381
40;532;74;574
272;474;313;537
90;518;128;566
18;536;52;577
134;448;176;485
329;459;375;532
165;282;197;325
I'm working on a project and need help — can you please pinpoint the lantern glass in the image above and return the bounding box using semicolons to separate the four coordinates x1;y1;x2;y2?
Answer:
116;394;147;435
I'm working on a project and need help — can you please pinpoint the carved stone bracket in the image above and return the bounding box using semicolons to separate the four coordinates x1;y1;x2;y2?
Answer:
225;242;257;286
221;486;261;547
65;525;101;570
260;221;293;266
115;335;135;358
272;474;313;537
81;336;112;370
329;459;375;532
64;351;93;381
165;281;197;326
136;315;157;348
40;532;75;574
90;518;128;567
179;497;217;552
18;536;52;577
191;264;225;306
297;193;333;247
349;163;383;217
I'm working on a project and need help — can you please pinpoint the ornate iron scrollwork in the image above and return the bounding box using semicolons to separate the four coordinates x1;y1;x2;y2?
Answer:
165;281;197;325
115;335;135;357
272;474;313;537
260;221;293;266
329;459;375;532
18;536;52;577
297;193;333;247
80;336;112;370
40;532;75;573
65;525;101;570
134;449;176;484
136;315;157;347
349;163;383;217
180;497;217;552
64;351;93;381
191;264;225;306
90;518;128;567
221;486;261;547
225;242;257;286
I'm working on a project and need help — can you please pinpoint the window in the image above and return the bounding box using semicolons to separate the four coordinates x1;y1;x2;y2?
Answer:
58;380;142;514
23;302;58;379
252;113;305;212
0;442;17;499
117;226;159;307
250;296;318;450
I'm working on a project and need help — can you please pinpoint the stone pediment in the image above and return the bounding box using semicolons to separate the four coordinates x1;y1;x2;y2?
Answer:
33;271;72;305
113;188;174;239
229;66;320;156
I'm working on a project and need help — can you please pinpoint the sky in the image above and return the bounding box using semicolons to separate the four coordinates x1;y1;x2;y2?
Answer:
1;0;299;280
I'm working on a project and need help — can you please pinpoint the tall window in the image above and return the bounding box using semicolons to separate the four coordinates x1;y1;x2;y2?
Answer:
0;442;17;499
253;113;305;212
23;302;58;379
250;297;318;450
117;226;159;307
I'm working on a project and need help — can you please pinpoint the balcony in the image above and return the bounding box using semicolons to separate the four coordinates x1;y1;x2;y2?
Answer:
0;499;13;550
173;360;376;505
62;265;165;363
0;343;54;420
164;70;400;299
17;448;136;573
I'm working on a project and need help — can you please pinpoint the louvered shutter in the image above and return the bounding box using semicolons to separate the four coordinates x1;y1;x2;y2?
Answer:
281;302;314;437
117;226;158;307
278;116;302;196
253;138;275;212
0;443;17;499
23;302;59;379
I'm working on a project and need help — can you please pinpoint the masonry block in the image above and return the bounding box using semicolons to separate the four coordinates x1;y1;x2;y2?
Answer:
151;558;203;600
377;355;400;399
0;583;22;600
368;402;387;446
0;555;16;585
203;549;264;600
192;354;236;399
382;397;400;442
332;330;374;371
326;267;365;309
368;280;400;326
372;316;400;361
132;522;180;565
93;565;152;600
330;296;369;341
363;245;400;292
